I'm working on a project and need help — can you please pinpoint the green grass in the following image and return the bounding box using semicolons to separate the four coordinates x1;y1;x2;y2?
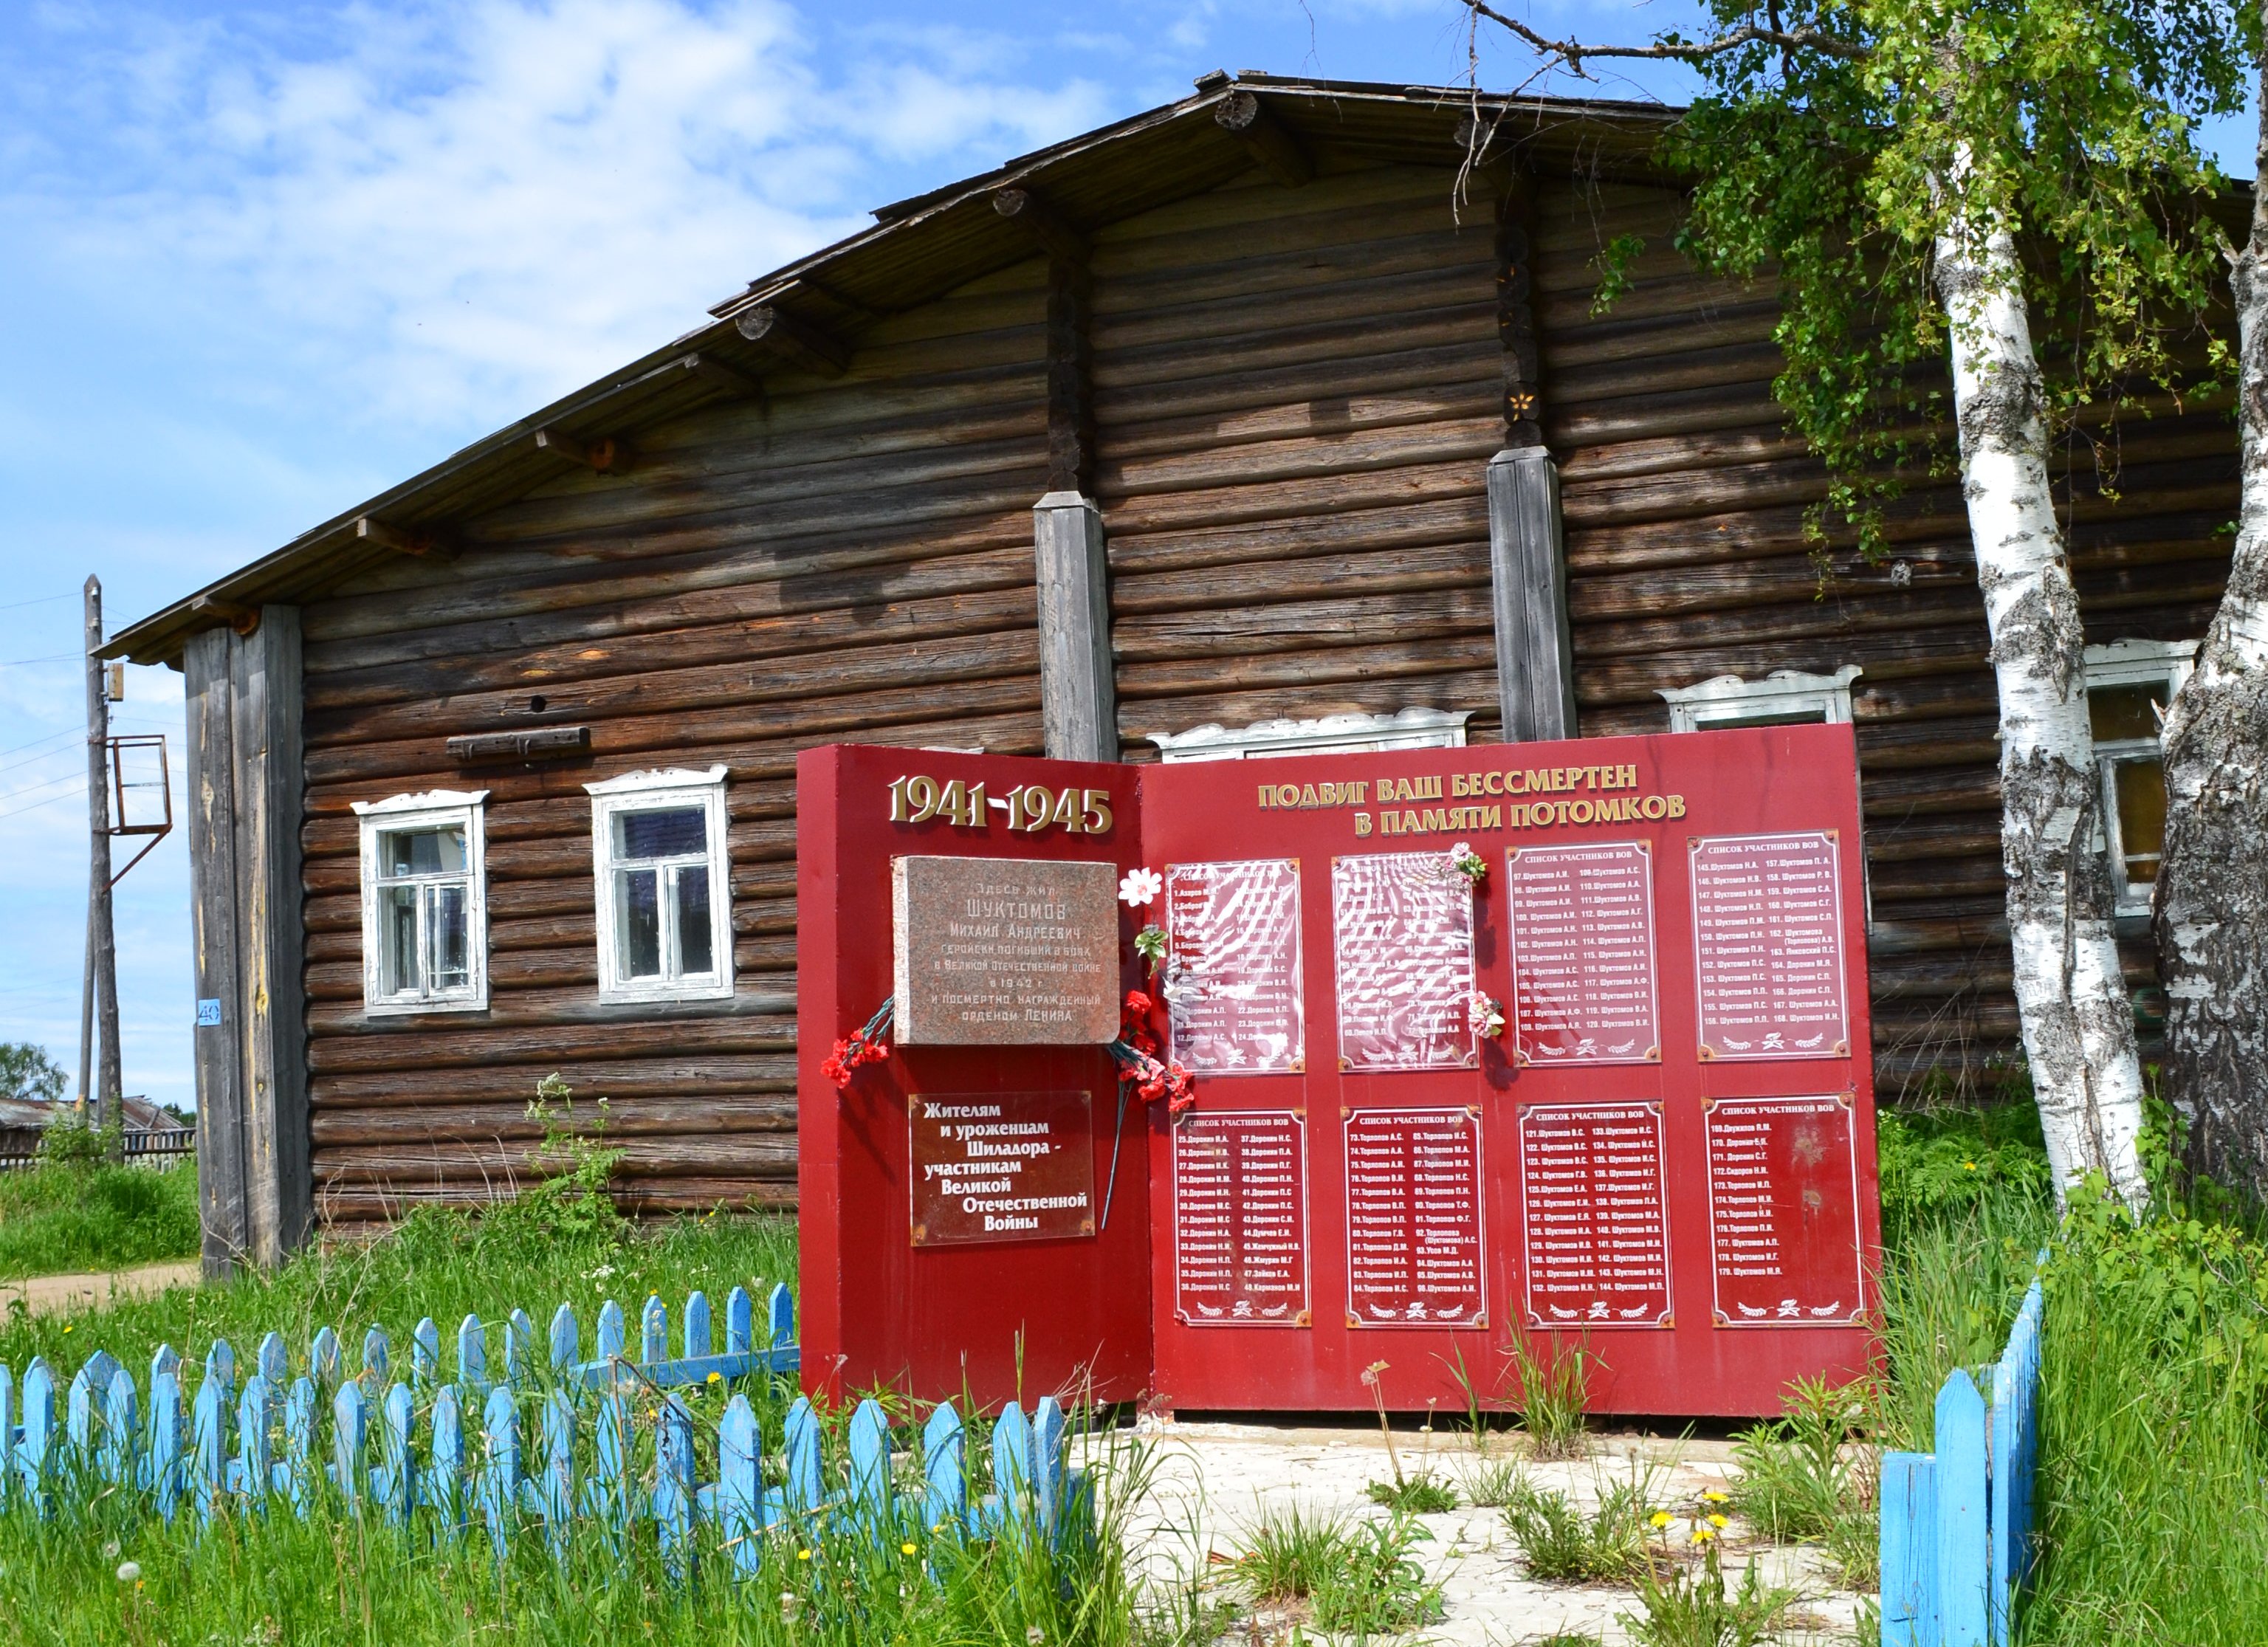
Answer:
1228;1502;1443;1634
0;1160;200;1280
1502;1464;1663;1584
0;1202;793;1374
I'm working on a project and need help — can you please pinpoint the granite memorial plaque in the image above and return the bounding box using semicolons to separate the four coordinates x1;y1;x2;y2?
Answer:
1172;1110;1311;1326
1332;853;1477;1072
1164;859;1305;1075
909;1090;1096;1246
1516;1102;1674;1329
1705;1096;1865;1326
1690;833;1849;1061
1508;842;1660;1065
1344;1107;1486;1328
891;856;1120;1045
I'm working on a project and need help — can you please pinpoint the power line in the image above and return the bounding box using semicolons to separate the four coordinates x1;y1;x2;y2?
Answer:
0;778;86;821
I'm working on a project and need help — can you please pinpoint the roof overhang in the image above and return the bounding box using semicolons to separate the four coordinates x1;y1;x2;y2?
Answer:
106;75;1685;667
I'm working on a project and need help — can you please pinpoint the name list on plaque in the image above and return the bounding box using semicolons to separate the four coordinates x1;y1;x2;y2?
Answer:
1517;1104;1673;1329
892;856;1119;1045
1332;853;1477;1072
909;1091;1096;1246
1690;833;1849;1060
1173;1111;1311;1326
1166;859;1305;1075
1508;842;1660;1065
1344;1107;1486;1327
1705;1096;1866;1326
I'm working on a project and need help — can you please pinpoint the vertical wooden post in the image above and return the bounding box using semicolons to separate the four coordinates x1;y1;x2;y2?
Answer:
81;577;122;1129
1488;449;1578;742
1031;247;1118;763
184;608;309;1274
1881;1449;1941;1646
185;626;248;1274
1486;171;1577;744
236;607;308;1265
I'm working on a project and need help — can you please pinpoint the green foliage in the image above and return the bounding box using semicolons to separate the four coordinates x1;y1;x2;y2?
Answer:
1584;0;2259;560
1502;1469;1661;1584
1727;1377;1879;1588
0;1042;67;1104
35;1103;120;1169
1875;1102;2052;1239
1456;1449;1528;1508
0;1160;199;1280
1618;1533;1796;1647
1364;1472;1459;1513
483;1072;627;1245
2020;1182;2268;1644
1230;1504;1443;1633
1506;1324;1592;1459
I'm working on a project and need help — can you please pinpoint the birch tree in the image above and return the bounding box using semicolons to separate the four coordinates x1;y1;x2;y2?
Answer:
2155;44;2268;1202
1462;0;2249;1205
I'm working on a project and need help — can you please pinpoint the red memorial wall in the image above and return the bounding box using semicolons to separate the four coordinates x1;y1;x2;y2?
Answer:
799;724;1880;1417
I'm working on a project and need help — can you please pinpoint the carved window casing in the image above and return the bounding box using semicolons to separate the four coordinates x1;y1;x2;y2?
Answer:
1659;666;1861;734
586;766;735;1004
354;789;489;1016
1146;707;1473;763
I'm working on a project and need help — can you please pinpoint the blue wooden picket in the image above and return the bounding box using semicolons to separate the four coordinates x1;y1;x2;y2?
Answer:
0;1279;1093;1592
1882;1275;2046;1646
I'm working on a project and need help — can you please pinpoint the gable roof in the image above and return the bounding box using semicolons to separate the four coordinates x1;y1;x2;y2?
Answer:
106;73;1680;667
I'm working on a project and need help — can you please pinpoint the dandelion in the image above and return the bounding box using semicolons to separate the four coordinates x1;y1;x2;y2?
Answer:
780;1594;802;1623
798;1548;812;1561
103;1541;120;1560
61;1324;72;1335
116;1561;140;1584
1028;1629;1045;1646
1649;1511;1675;1529
1691;1525;1717;1545
901;1541;917;1555
1708;1513;1730;1529
1700;1489;1731;1505
707;1372;724;1385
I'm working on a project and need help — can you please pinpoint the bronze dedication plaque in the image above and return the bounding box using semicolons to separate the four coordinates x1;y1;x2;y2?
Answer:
891;856;1120;1045
910;1091;1097;1246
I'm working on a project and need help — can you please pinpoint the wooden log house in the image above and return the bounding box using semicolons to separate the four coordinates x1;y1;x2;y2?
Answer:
106;75;2243;1266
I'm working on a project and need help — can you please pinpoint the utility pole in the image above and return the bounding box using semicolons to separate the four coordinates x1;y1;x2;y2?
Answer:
80;576;122;1132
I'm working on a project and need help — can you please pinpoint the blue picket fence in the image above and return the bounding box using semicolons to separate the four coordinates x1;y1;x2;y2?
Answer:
0;1283;1085;1578
1880;1274;2044;1646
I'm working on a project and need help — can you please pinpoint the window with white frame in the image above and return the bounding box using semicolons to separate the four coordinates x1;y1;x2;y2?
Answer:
1145;708;1474;762
354;790;489;1015
1659;666;1862;733
2084;639;2196;920
586;766;734;1003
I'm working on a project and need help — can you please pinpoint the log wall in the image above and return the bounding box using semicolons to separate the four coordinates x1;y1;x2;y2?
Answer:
1531;177;2239;1088
286;155;2240;1228
295;259;1055;1226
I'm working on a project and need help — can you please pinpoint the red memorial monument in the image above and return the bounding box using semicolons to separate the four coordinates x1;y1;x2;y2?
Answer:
797;724;1880;1417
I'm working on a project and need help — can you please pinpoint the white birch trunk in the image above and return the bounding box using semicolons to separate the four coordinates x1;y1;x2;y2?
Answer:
1934;163;2149;1208
2152;58;2268;1200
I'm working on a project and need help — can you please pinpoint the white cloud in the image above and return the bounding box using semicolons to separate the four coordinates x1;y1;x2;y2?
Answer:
10;0;1113;434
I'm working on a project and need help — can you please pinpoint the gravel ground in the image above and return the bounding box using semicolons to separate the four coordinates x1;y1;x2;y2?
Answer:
1116;1417;1869;1646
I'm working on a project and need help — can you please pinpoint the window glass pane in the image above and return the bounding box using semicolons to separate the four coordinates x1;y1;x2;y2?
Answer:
616;806;707;860
2113;755;2168;884
1695;706;1830;732
380;885;420;995
2088;681;2168;743
429;883;470;990
381;825;465;877
675;865;713;977
619;868;662;978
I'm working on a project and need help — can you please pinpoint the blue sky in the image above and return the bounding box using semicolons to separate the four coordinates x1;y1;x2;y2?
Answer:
0;1;2255;1113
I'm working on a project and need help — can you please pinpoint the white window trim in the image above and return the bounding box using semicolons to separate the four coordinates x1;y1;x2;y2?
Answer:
1660;666;1862;732
2084;639;2198;921
352;789;490;1017
1145;708;1473;763
585;766;735;1005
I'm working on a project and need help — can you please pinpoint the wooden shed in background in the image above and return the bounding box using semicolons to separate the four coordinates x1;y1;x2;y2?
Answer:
106;75;2241;1268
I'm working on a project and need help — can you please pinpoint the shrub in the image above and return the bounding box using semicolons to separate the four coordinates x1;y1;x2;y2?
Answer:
1503;1469;1660;1584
